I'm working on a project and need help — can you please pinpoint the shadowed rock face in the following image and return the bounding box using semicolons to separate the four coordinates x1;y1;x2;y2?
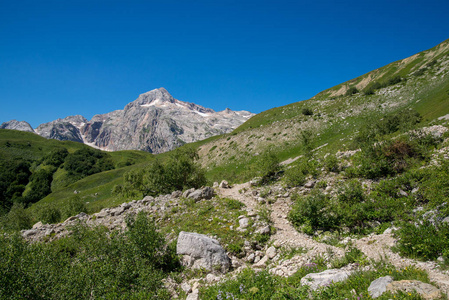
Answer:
10;88;253;153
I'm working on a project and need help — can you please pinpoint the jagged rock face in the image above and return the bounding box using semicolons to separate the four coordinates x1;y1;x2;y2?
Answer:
79;88;253;153
0;120;35;133
35;115;87;143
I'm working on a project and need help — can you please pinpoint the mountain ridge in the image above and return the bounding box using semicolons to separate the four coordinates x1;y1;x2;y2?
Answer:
1;87;254;153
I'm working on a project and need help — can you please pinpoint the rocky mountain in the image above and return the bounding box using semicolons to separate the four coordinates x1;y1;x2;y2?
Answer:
35;115;87;143
4;88;254;153
0;120;35;133
79;88;253;153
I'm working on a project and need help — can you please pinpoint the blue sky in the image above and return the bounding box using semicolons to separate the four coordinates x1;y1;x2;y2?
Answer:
1;0;449;128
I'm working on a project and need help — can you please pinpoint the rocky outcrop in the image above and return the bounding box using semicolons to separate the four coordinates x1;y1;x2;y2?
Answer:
0;120;35;133
176;231;231;273
386;280;442;299
368;276;394;298
300;269;352;290
35;115;87;143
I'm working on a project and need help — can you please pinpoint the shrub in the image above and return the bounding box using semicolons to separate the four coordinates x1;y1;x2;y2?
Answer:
1;202;32;231
323;154;339;172
345;87;359;96
121;147;206;197
33;202;62;224
301;107;313;116
0;213;177;299
62;195;88;220
395;220;449;261
288;190;339;233
284;158;320;187
254;148;281;184
337;179;365;205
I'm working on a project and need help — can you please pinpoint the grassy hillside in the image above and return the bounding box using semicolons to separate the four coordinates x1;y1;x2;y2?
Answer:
0;129;153;219
1;38;448;225
196;38;449;183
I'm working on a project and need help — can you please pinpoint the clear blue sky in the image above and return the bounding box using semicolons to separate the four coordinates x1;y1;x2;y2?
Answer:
1;0;449;128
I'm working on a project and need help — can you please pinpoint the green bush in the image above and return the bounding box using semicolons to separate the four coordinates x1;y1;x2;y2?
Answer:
301;107;313;116
0;202;32;231
337;179;365;205
121;147;206;197
323;154;339;172
64;148;114;178
62;195;87;220
288;190;340;233
254;148;281;184
33;202;62;224
395;220;449;261
284;158;320;187
345;86;359;96
0;212;177;299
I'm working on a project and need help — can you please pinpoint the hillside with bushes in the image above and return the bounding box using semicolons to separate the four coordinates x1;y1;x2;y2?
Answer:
1;39;449;299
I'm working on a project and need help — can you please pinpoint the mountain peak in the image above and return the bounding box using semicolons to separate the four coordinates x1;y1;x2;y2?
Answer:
134;87;176;107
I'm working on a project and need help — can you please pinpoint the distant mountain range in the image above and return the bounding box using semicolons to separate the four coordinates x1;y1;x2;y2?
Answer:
1;88;254;153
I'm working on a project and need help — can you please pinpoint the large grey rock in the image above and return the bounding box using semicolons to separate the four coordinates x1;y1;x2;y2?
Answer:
368;276;393;298
300;269;351;290
176;231;231;273
1;120;35;133
187;187;214;201
386;280;442;300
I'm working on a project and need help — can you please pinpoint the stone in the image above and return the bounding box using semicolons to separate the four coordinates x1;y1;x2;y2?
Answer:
213;182;219;188
111;206;125;216
186;289;199;300
238;218;250;229
398;189;409;197
231;257;242;268
171;190;182;198
300;269;351;290
250;177;262;186
182;188;195;198
255;225;271;235
32;221;44;229
253;255;269;268
246;253;255;263
304;180;316;189
206;273;219;283
266;246;277;259
181;282;192;293
368;276;393;298
176;231;231;273
386;280;442;300
257;197;266;203
22;229;39;237
142;196;154;202
219;180;229;188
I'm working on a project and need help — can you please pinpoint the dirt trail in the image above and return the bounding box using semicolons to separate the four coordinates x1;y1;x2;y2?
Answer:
218;183;345;257
218;183;449;295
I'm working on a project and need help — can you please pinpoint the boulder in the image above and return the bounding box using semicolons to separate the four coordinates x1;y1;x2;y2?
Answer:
368;276;393;298
238;217;250;229
253;255;269;268
219;180;229;188
176;231;231;273
300;269;351;290
182;188;195;198
266;246;277;259
187;187;214;201
386;280;442;300
304;180;316;189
